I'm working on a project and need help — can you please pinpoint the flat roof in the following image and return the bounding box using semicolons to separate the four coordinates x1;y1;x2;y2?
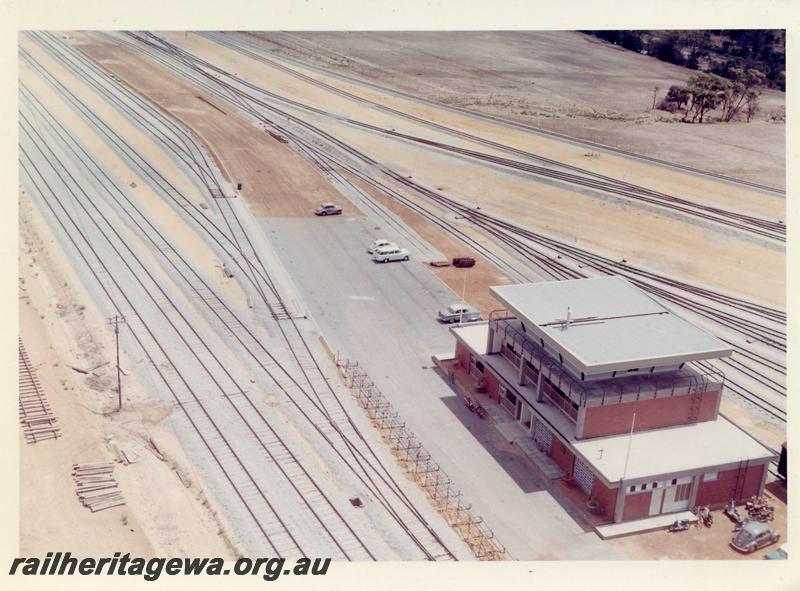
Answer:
572;417;775;484
490;276;732;374
450;321;489;355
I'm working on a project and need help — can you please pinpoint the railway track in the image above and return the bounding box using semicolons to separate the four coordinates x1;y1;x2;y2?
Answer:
201;32;785;243
233;31;786;197
18;338;61;443
110;31;785;427
21;36;462;561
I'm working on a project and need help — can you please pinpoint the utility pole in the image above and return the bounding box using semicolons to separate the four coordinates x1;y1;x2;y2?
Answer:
459;268;468;324
106;315;125;412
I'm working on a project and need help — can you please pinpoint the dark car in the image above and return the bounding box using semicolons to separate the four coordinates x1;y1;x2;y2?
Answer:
730;521;780;553
314;203;342;216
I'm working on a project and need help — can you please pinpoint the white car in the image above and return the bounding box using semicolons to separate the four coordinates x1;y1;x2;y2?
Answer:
438;303;482;323
367;239;397;254
372;246;410;263
314;203;342;216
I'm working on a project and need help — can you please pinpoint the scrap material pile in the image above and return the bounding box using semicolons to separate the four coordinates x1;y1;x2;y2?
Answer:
72;462;125;512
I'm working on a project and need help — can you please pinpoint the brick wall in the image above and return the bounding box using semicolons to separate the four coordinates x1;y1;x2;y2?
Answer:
455;341;472;370
580;390;720;438
696;463;766;508
484;371;500;402
590;478;618;522
622;491;653;521
549;439;575;474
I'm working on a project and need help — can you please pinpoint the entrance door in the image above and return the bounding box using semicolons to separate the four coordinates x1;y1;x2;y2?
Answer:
520;403;533;431
649;489;664;516
661;477;693;512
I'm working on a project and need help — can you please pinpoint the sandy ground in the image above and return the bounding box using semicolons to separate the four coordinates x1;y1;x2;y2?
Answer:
243;31;785;188
169;31;783;220
70;33;359;220
19;193;239;559
149;32;784;309
609;480;787;560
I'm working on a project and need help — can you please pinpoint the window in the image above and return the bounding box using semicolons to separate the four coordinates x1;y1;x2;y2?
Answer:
703;472;718;482
640;483;647;491
629;485;636;493
671;479;678;486
627;368;639;373
675;482;692;501
652;482;658;489
475;361;485;374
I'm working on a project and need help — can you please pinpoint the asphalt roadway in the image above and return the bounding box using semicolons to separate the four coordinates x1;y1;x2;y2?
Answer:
261;215;620;560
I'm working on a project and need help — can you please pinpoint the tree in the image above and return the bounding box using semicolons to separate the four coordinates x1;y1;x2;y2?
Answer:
652;35;684;65
651;85;660;109
721;67;765;121
744;89;760;122
685;73;730;123
658;85;690;113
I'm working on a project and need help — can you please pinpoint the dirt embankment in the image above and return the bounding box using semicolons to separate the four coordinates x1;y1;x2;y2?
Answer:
73;33;360;219
18;193;239;558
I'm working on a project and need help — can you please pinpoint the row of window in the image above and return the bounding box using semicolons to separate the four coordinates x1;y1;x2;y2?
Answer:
628;478;682;493
627;474;715;495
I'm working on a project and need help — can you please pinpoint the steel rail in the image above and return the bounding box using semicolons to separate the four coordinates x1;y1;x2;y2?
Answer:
22;39;457;560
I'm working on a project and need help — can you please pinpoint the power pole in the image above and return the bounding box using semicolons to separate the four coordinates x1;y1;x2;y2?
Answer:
459;268;468;324
106;315;125;412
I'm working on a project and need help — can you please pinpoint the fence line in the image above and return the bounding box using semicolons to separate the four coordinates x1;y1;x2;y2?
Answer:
338;358;509;561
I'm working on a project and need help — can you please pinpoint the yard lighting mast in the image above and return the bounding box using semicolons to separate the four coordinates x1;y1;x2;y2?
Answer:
459;268;468;324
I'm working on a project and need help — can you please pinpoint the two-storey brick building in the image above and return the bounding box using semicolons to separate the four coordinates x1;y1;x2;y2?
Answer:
449;276;774;524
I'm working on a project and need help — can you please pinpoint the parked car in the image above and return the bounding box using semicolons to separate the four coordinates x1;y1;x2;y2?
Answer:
438;303;482;324
763;545;788;560
314;203;342;216
372;246;410;263
367;239;397;254
730;521;780;553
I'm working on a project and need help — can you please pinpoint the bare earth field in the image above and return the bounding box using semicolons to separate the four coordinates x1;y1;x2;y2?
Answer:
243;31;785;189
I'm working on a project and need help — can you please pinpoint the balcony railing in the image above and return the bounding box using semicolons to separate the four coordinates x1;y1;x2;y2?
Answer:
489;317;725;408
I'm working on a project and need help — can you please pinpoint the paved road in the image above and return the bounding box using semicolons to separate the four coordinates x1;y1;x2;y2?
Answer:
261;215;620;559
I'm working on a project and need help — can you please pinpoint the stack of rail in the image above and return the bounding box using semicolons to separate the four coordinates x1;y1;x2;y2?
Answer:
72;462;125;512
18;338;60;443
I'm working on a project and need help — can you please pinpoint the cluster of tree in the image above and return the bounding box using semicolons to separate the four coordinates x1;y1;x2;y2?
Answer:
583;30;784;91
658;68;765;123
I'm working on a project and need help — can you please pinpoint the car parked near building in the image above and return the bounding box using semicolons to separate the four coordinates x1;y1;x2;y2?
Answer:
314;203;343;216
367;239;397;254
763;544;788;560
730;521;780;553
438;303;482;324
372;246;410;263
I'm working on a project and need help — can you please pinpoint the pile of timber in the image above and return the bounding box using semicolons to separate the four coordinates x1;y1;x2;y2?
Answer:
18;339;60;443
72;462;125;512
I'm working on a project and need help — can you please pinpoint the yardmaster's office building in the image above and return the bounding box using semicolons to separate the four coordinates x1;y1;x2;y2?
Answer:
449;276;774;525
